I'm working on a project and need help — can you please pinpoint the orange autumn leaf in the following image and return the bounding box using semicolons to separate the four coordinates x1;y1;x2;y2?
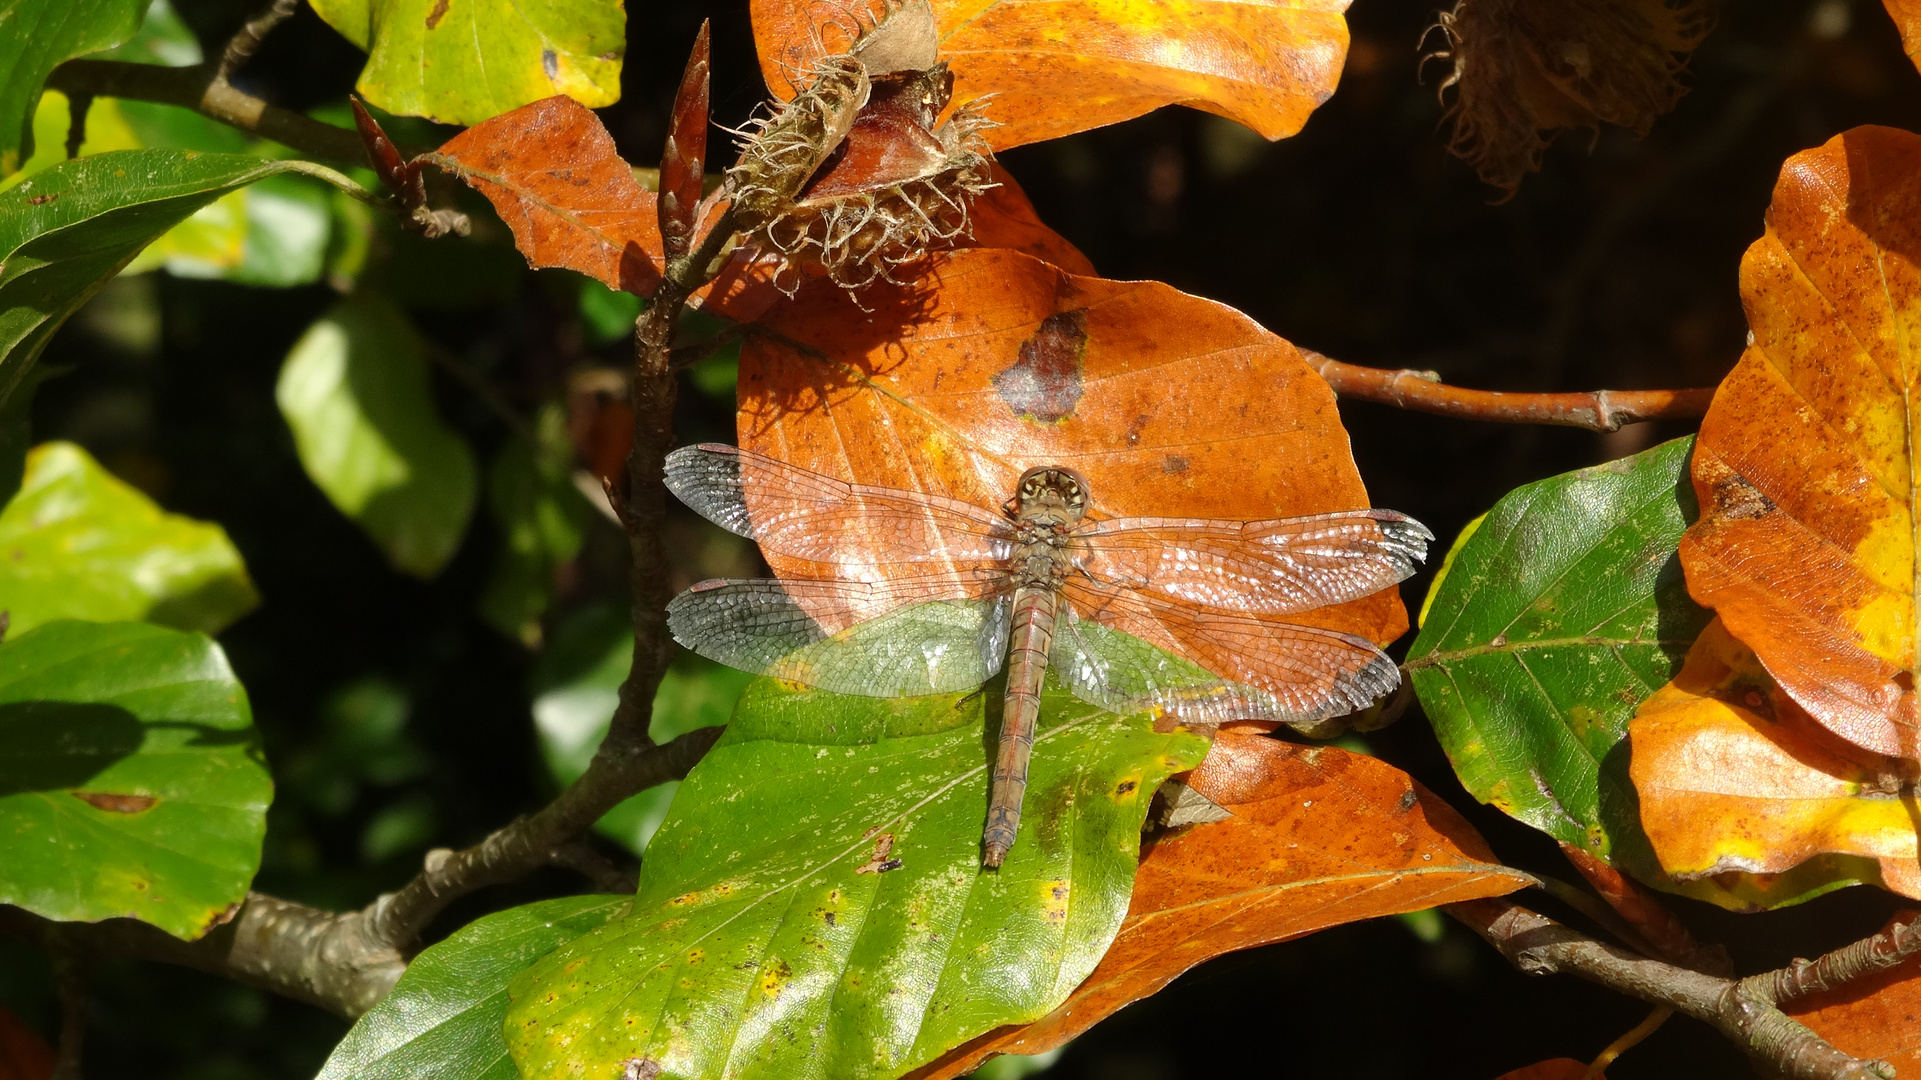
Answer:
0;1005;52;1080
425;95;668;297
1630;618;1921;904
1886;1;1921;74
1492;1062;1593;1080
1788;940;1921;1074
1679;124;1921;761
431;98;1087;303
906;732;1532;1079
732;245;1409;647
751;0;1352;151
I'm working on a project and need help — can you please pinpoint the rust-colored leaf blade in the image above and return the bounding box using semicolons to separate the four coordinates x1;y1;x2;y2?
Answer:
907;733;1531;1078
1679;125;1921;760
1788;937;1921;1074
425;95;664;296
1629;618;1921;905
1492;1062;1592;1080
0;1004;52;1080
1887;1;1921;74
751;0;1352;150
732;246;1408;647
660;21;711;260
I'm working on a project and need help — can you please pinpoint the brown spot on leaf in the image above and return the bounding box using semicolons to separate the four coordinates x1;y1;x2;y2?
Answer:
1161;455;1188;475
424;0;450;29
542;48;559;81
1696;454;1775;520
855;832;898;874
993;309;1088;422
1397;789;1418;813
1115;780;1138;796
26;193;55;205
620;1059;662;1080
72;791;156;813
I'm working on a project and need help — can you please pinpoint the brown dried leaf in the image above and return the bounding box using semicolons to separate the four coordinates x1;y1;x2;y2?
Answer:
1430;0;1711;195
907;732;1532;1078
425;95;665;296
1788;941;1921;1075
1887;0;1921;74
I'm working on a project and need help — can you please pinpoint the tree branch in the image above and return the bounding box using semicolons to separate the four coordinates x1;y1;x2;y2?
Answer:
0;725;722;1017
45;59;367;168
1304;350;1715;432
215;0;300;83
1447;898;1895;1080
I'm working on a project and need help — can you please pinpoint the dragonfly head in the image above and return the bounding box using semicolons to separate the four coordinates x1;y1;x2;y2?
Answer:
1007;465;1090;526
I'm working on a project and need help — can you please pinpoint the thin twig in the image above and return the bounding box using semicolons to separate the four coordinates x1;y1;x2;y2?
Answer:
1559;841;1731;976
1305;351;1715;432
1447;898;1895;1080
1588;1006;1672;1077
1742;912;1921;1008
46;59;367;167
215;0;300;83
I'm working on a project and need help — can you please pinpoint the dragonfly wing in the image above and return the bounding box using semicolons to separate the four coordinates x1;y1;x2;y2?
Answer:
1059;578;1399;726
1075;510;1431;616
665;443;1014;567
668;577;1011;697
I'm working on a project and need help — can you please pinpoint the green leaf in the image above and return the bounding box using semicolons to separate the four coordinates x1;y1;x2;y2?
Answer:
319;894;629;1080
0;0;147;174
0;620;272;939
276;292;478;578
1406;436;1710;858
479;402;590;645
0;149;321;410
506;676;1208;1080
4;93;336;287
307;0;624;127
0;441;258;636
530;603;748;854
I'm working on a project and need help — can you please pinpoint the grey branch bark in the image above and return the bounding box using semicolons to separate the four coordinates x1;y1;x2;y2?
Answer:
1447;898;1896;1080
0;726;721;1017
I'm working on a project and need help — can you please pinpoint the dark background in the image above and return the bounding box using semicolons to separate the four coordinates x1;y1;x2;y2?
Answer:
6;0;1921;1076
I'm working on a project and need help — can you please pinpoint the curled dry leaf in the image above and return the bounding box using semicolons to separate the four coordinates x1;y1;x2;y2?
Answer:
1428;0;1711;195
1630;619;1921;906
1788;941;1921;1075
1679;125;1921;762
752;0;1352;151
907;732;1532;1078
426;96;665;296
730;246;1409;649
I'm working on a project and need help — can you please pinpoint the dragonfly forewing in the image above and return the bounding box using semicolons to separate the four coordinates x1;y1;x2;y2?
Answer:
668;579;1013;697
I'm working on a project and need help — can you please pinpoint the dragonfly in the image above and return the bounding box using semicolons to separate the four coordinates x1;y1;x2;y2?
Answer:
664;443;1431;867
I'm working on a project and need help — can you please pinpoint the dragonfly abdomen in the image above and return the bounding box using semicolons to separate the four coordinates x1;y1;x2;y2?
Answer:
985;584;1057;867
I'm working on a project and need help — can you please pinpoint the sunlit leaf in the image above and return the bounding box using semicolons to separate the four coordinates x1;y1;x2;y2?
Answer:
731;246;1407;650
531;603;754;855
0;150;320;410
276;292;478;578
478;402;590;645
910;731;1532;1078
1788;943;1921;1075
307;0;623;126
505;675;1209;1080
0;441;257;636
1629;618;1921;910
0;620;271;939
1407;437;1709;857
0;0;146;174
1680;125;1921;761
1887;0;1920;74
317;894;628;1080
751;0;1352;150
